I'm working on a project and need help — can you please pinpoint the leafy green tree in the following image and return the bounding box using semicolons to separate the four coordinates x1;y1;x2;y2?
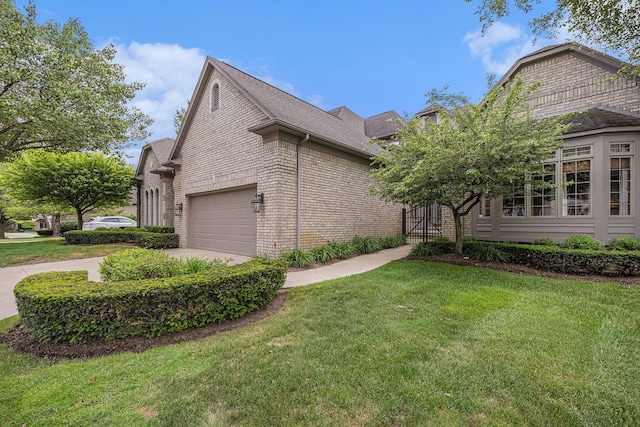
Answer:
173;105;187;135
465;0;640;76
368;77;570;254
0;0;152;162
0;151;134;229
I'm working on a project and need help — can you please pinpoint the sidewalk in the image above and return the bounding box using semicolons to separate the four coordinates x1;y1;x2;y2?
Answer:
0;245;411;320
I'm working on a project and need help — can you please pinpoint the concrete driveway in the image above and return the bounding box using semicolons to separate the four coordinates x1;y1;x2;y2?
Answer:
0;245;411;321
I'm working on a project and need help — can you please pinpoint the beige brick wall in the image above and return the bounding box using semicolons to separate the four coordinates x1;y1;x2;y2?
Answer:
173;65;403;256
519;51;640;117
139;150;174;227
173;67;264;246
256;134;403;257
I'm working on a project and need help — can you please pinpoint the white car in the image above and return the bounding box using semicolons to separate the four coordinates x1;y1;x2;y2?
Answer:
82;216;137;230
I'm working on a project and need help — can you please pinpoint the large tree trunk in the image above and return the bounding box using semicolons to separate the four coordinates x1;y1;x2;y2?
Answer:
453;211;464;255
51;213;61;237
0;220;7;239
76;208;84;230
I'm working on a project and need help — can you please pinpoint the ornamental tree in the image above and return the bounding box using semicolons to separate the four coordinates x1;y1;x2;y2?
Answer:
0;151;134;229
0;0;152;162
368;77;571;254
464;0;640;76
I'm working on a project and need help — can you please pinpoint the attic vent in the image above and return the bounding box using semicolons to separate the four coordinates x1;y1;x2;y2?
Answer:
210;79;221;112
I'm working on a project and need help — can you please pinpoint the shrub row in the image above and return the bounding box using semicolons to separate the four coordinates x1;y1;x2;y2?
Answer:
410;236;640;276
14;259;287;343
279;234;406;268
470;242;640;276
64;230;179;249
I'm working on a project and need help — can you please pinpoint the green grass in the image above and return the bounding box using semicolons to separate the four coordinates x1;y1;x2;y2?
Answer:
1;261;640;426
0;239;134;267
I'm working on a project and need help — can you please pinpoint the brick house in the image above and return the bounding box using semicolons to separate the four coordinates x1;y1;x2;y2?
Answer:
151;58;403;257
472;43;640;243
134;137;175;227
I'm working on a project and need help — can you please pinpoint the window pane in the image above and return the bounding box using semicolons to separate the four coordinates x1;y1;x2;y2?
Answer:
503;187;525;217
611;157;632;216
563;160;590;216
531;164;556;216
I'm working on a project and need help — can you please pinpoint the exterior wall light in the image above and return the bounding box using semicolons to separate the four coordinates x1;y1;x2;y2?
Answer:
251;193;264;213
174;203;183;216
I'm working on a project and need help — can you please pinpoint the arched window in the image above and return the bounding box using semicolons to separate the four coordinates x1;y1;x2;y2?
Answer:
210;79;221;111
151;190;155;225
155;188;160;226
144;190;149;226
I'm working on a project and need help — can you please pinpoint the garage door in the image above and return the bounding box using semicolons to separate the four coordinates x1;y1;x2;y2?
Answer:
189;186;257;256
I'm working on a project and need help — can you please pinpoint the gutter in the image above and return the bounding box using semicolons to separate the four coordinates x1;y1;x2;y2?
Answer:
296;134;310;249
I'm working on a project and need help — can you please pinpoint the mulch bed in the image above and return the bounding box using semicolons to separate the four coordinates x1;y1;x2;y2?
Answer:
3;255;639;360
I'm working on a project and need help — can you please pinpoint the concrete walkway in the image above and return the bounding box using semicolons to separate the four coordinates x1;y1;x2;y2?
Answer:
0;245;411;321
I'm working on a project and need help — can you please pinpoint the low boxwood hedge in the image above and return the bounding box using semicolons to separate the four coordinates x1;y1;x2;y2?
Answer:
64;230;179;249
464;241;640;276
14;259;287;343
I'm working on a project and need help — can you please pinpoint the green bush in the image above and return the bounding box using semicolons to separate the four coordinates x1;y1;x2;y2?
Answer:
469;242;640;276
36;229;53;236
609;237;640;251
326;241;356;260
409;242;443;256
137;232;179;249
470;243;510;262
145;226;174;233
14;259;287;343
60;221;78;234
64;230;179;249
310;245;337;264
380;234;407;249
175;256;227;275
352;236;383;254
560;234;605;250
280;248;315;268
99;248;179;282
433;235;452;244
532;237;557;246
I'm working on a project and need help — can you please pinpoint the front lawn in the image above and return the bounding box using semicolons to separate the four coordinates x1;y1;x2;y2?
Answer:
1;260;639;426
0;239;133;267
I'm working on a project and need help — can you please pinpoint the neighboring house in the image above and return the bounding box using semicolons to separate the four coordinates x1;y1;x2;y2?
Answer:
472;43;640;243
134;138;176;228
156;57;403;257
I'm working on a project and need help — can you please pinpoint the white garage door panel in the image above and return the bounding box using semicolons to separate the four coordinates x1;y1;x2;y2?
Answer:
189;187;257;256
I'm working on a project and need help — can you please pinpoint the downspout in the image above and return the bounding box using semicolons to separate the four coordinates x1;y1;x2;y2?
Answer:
296;134;310;249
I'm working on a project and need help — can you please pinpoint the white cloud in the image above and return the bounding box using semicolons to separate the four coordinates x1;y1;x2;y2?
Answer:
463;22;550;75
104;41;207;164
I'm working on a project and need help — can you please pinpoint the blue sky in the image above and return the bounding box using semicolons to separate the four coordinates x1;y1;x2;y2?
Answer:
18;0;574;164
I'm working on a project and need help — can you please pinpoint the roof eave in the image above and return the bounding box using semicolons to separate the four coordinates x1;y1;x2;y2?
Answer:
248;119;377;159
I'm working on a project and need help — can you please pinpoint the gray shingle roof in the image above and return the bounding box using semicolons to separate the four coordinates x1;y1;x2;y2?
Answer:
561;106;640;134
364;111;404;139
211;58;390;156
134;137;175;177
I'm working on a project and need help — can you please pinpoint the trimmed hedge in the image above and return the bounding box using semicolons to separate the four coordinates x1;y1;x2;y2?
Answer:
144;226;174;233
64;230;179;249
465;241;640;276
14;259;287;343
36;229;54;236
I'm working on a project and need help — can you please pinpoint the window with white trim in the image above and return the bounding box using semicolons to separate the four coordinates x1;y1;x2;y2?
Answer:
503;186;525;217
531;164;556;216
610;143;632;216
561;146;591;216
